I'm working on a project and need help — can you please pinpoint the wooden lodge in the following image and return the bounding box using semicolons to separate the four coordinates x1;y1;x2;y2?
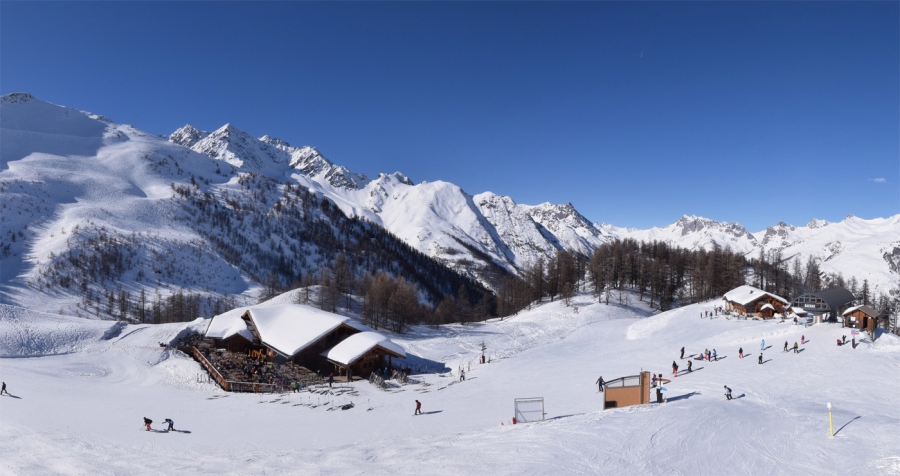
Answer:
722;285;788;318
202;303;406;383
842;305;881;334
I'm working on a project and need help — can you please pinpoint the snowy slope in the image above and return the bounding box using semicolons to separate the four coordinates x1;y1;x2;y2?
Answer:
1;293;898;474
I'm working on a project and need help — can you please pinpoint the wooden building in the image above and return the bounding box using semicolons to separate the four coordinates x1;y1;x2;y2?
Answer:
722;285;788;318
321;332;407;377
602;371;651;410
842;305;880;333
204;303;406;377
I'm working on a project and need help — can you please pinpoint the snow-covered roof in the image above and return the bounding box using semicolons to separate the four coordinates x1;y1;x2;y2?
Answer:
842;305;880;318
205;303;372;357
321;331;406;367
246;304;373;357
760;303;775;311
205;306;255;342
786;306;808;316
722;285;788;306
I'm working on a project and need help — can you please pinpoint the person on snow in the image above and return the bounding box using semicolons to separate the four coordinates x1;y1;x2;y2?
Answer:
793;342;799;354
415;400;422;415
761;339;765;351
460;369;465;382
687;360;692;372
163;418;175;431
758;353;763;365
680;347;685;360
0;382;7;396
652;374;658;387
739;347;744;359
724;386;733;400
596;376;605;392
143;417;153;431
801;335;805;345
328;373;334;388
712;349;717;361
672;361;678;377
783;341;789;352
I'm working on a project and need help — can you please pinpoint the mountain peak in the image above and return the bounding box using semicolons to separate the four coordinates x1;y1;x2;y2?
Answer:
169;124;209;148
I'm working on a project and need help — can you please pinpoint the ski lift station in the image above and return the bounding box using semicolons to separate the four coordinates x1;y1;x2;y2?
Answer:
602;371;651;409
790;287;856;324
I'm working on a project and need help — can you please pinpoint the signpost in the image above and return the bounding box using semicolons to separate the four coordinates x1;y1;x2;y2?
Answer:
827;402;834;437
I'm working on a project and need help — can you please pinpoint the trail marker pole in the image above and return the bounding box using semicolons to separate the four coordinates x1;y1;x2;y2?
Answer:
827;402;834;437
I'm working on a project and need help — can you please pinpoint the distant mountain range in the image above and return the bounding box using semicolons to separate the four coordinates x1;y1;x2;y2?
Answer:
1;92;897;317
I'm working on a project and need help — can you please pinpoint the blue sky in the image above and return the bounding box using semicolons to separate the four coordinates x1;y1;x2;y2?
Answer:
2;2;897;230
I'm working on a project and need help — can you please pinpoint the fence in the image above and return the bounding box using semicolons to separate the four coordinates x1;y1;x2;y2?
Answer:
187;346;276;393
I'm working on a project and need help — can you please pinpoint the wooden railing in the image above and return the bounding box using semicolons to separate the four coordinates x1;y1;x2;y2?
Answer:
187;347;278;393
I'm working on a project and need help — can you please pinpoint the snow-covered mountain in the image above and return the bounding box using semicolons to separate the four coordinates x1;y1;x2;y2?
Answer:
2;93;897;317
601;214;900;295
172;122;608;279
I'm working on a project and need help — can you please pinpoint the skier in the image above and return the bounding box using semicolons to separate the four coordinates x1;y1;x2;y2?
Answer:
672;361;678;377
652;374;658;387
712;349;717;361
328;373;334;388
460;369;465;382
687;360;692;372
0;382;7;395
793;342;799;354
724;385;733;400
143;417;153;431
596;376;605;392
801;335;805;345
758;353;763;365
414;399;422;415
760;339;765;350
163;418;175;431
783;341;788;352
680;347;685;360
738;347;744;359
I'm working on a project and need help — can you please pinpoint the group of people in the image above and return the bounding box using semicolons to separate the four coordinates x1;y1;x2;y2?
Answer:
700;307;721;318
142;417;176;431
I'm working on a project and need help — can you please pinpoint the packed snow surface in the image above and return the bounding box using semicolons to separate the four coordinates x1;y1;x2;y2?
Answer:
1;293;899;475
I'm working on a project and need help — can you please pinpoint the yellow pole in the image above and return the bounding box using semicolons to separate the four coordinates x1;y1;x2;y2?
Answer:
828;409;834;437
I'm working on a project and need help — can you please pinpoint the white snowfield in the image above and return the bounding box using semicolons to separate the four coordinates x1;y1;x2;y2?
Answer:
1;293;899;475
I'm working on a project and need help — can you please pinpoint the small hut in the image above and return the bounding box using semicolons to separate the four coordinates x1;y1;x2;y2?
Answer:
842;305;881;334
321;331;407;378
602;371;651;410
722;285;788;318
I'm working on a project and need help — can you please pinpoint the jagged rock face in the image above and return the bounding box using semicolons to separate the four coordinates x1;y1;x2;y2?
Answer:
1;92;35;104
884;246;900;276
188;124;287;171
286;145;367;190
807;218;830;229
169;125;208;148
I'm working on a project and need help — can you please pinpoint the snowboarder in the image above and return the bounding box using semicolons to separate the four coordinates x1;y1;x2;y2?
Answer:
760;339;765;350
163;418;175;431
672;361;678;377
414;400;422;415
596;376;605;392
758;353;763;365
687;360;692;372
143;417;153;431
328;373;334;388
793;342;799;354
0;382;7;395
783;341;788;352
680;347;685;360
712;349;717;361
724;385;733;400
460;369;465;382
738;347;744;359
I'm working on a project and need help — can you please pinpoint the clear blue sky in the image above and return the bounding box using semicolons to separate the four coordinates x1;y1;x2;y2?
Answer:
2;2;897;230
